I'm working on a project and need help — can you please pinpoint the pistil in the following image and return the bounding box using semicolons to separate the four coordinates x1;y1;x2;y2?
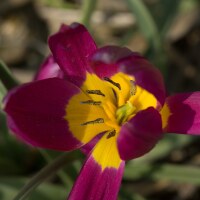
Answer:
116;101;136;125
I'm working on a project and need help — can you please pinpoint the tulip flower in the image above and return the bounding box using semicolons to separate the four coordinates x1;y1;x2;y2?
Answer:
3;23;200;200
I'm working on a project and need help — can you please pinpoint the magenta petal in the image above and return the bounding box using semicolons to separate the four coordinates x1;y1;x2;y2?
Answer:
68;155;125;200
81;133;104;155
34;55;64;80
59;24;70;32
90;45;133;78
3;78;82;151
91;45;133;65
48;23;97;86
164;92;200;135
118;55;166;106
117;107;163;160
90;46;166;106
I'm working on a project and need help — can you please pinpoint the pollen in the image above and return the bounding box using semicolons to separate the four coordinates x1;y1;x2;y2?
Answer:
86;89;105;97
106;129;116;139
81;100;101;105
130;80;137;96
104;77;121;90
81;118;104;126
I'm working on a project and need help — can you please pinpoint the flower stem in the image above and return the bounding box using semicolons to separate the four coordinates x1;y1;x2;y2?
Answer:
81;0;97;28
39;149;74;187
125;0;168;78
13;150;81;200
0;60;19;90
0;81;7;109
126;0;161;53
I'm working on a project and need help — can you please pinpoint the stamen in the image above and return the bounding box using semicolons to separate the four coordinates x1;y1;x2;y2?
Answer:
86;90;105;97
130;80;137;96
81;100;101;105
81;118;104;126
112;88;117;100
104;77;121;90
106;129;116;139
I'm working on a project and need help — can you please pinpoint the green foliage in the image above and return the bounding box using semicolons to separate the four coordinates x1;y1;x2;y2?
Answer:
125;0;161;54
134;134;193;163
0;178;67;200
0;60;19;90
81;0;97;28
0;81;6;109
124;163;200;185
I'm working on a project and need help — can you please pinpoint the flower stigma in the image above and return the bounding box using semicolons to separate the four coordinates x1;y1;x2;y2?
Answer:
116;101;136;125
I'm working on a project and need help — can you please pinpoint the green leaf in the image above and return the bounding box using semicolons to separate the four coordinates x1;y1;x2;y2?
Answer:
81;0;98;28
124;0;169;78
119;187;146;200
180;0;199;12
125;0;161;53
0;60;19;90
0;80;7;109
13;151;82;200
0;177;67;200
0;112;38;175
133;134;193;164
40;149;75;187
144;0;180;38
124;163;200;185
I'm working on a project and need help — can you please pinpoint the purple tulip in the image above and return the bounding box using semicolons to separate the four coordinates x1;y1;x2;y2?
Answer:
3;23;200;200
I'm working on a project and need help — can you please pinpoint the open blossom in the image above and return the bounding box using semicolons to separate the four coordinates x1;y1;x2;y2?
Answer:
3;23;200;200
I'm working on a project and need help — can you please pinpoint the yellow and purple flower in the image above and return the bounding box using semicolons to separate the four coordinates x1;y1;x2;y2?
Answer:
3;23;200;199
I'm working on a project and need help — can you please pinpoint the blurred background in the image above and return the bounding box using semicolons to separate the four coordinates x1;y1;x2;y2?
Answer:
0;0;200;199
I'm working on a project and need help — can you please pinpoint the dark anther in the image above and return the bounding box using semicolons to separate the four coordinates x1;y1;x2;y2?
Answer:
103;77;121;90
81;118;104;126
81;100;101;105
112;88;117;100
130;80;137;96
86;90;105;97
106;129;116;139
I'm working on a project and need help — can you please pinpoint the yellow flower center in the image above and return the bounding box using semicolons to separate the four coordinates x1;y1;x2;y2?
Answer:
65;72;157;143
65;72;158;169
